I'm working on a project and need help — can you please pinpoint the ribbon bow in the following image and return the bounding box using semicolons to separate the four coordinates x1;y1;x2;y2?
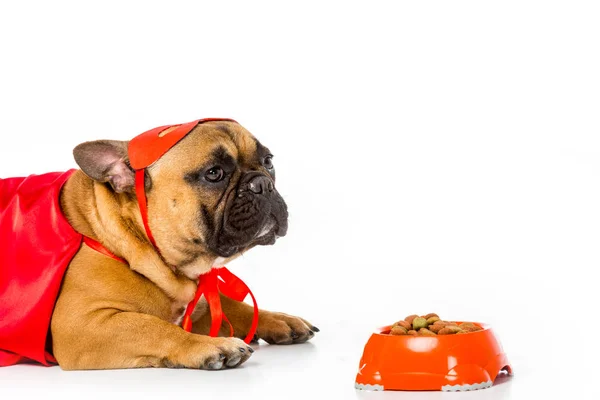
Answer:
181;267;259;344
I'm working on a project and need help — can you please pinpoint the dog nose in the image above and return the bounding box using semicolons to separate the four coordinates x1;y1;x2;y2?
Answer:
247;175;274;194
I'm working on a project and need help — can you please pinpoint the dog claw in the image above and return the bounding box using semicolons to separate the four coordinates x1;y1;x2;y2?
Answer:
207;360;224;370
226;356;242;367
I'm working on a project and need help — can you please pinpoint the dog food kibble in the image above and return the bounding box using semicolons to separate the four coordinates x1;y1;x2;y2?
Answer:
437;326;462;335
390;326;408;335
428;324;445;334
392;320;412;331
388;314;483;336
412;317;428;330
418;328;436;336
461;325;483;333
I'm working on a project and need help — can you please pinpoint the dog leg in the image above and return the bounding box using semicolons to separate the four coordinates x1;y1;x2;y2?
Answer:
51;248;251;370
191;295;319;345
52;310;253;370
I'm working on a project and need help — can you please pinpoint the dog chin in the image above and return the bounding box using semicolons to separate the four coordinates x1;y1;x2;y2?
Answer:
214;216;283;257
179;255;235;279
178;259;214;280
211;257;228;268
255;219;276;239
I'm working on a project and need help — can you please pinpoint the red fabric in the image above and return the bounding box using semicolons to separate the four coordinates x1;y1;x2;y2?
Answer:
128;118;236;170
213;267;259;344
134;170;158;249
0;170;82;367
181;267;259;344
83;237;125;264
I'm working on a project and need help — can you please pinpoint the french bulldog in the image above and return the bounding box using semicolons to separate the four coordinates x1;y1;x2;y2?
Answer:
1;120;317;370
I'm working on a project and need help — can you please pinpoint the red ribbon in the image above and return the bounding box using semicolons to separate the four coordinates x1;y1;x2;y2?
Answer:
181;267;259;344
83;236;126;264
134;169;159;249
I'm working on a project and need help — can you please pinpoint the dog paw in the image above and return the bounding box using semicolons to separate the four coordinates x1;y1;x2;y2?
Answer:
175;276;197;306
172;336;253;370
257;312;319;345
202;337;254;370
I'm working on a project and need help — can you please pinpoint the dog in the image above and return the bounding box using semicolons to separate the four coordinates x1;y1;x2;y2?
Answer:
0;119;317;370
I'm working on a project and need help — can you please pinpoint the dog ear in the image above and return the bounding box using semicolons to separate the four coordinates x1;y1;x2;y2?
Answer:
73;140;135;193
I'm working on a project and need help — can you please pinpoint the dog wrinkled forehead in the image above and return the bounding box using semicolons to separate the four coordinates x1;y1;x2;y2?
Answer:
211;122;266;164
128;118;237;170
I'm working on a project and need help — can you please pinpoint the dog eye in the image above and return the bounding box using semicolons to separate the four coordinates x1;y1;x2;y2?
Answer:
263;155;274;170
205;166;225;183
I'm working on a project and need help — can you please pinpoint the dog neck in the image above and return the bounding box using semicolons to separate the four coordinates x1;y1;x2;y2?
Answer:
60;170;204;306
60;170;156;263
60;171;222;281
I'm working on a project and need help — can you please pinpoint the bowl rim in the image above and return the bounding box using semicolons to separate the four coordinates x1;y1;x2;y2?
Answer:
374;321;491;337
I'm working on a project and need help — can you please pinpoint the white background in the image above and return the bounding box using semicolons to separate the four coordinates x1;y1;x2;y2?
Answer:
1;1;599;399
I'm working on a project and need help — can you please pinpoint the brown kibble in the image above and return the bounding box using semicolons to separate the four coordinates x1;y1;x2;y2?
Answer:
437;328;453;335
438;326;462;335
390;314;481;336
462;325;483;333
412;317;428;330
418;328;436;336
390;326;408;335
393;320;412;331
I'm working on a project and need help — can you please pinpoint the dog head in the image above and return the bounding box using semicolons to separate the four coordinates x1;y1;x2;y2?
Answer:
73;120;288;278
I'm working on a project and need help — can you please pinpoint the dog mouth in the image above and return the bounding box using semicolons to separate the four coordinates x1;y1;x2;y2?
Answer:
210;177;288;258
250;216;284;245
255;218;276;239
213;215;285;258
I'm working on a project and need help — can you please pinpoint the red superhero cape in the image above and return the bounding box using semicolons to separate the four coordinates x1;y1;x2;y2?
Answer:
0;170;81;366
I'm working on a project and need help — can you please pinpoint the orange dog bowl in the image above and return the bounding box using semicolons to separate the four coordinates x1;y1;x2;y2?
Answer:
354;322;512;392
